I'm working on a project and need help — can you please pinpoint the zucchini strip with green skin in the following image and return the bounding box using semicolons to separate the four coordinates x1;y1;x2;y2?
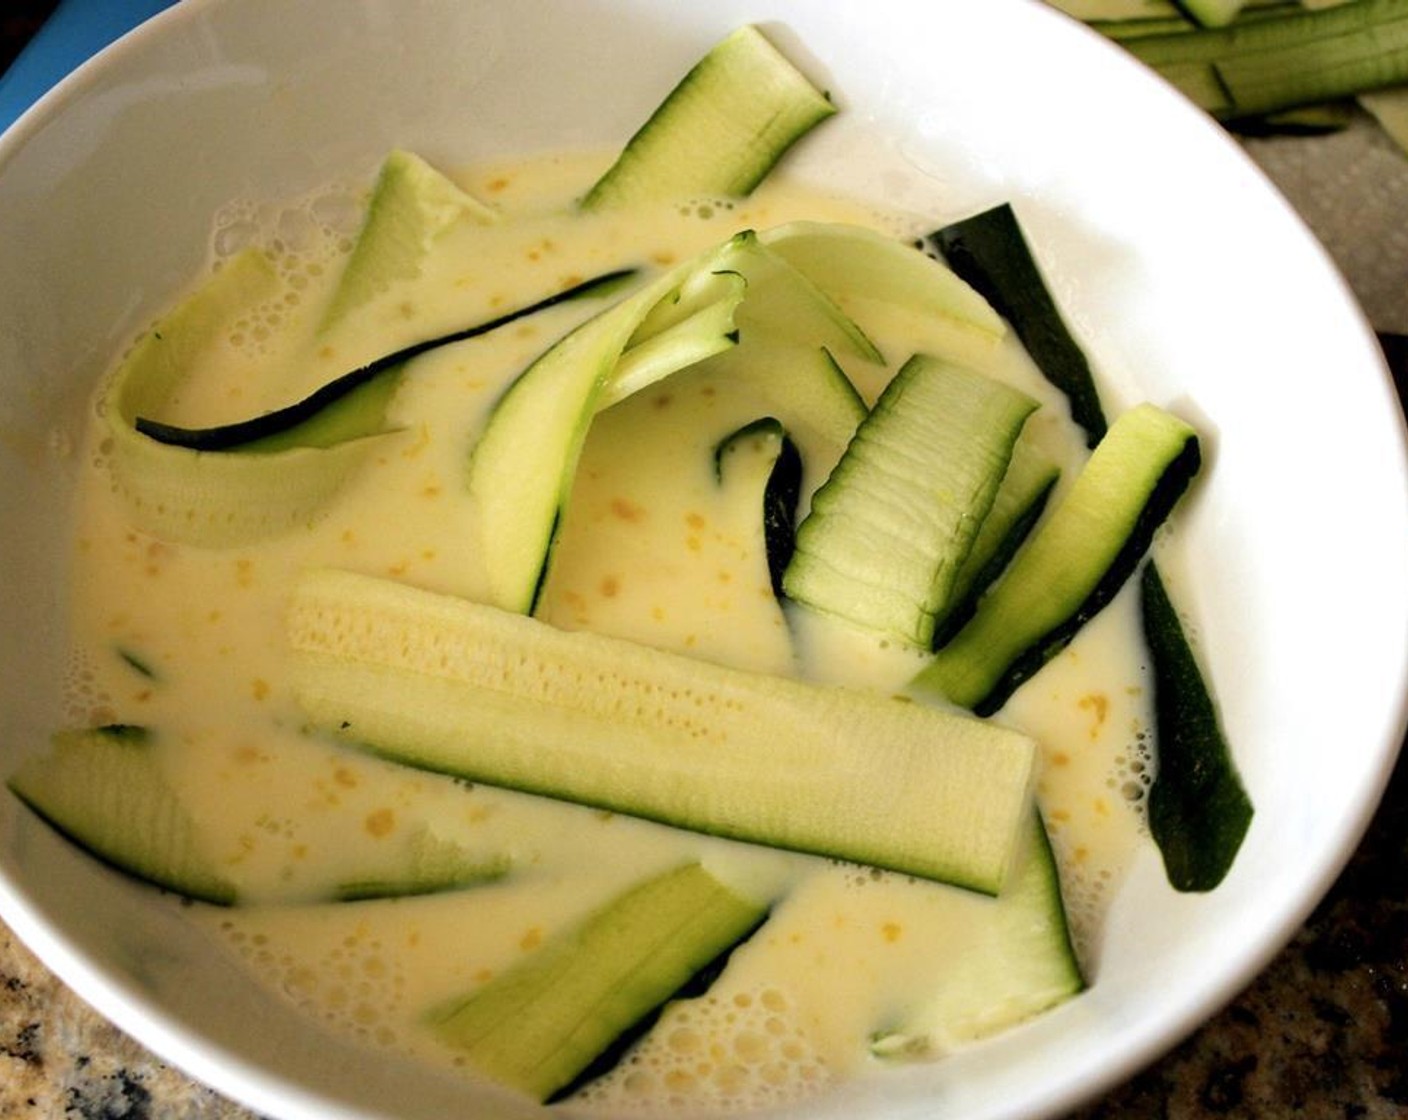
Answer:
1091;14;1200;37
103;249;392;547
714;417;803;597
763;221;1006;343
600;227;880;412
318;149;500;336
867;812;1083;1059
1141;565;1254;891
1085;1;1313;40
468;251;745;614
1120;0;1408;120
1225;100;1357;138
136;269;637;452
927;202;1252;889
930;431;1061;650
428;863;771;1104
1179;0;1248;28
581;25;836;210
698;342;866;521
909;403;1201;716
287;567;1038;895
330;832;510;903
603;271;747;407
108;248;635;547
1044;0;1187;18
548;902;771;1103
783;356;1039;650
1044;0;1288;19
8;726;237;906
724;233;882;363
469;230;876;614
7;725;510;906
927;204;1106;447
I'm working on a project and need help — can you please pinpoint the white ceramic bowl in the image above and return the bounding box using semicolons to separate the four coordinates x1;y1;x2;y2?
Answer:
2;2;1406;1118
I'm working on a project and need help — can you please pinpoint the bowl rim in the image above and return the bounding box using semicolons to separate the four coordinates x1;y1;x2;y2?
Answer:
1;2;1406;1118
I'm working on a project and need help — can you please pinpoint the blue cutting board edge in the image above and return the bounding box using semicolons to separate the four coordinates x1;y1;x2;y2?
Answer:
0;0;178;133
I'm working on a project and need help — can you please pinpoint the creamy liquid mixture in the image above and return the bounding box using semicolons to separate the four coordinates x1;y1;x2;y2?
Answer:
64;152;1153;1113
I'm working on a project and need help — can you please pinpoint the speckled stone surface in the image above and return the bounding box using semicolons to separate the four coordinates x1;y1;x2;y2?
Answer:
2;8;1407;1120
0;923;248;1119
1067;743;1408;1120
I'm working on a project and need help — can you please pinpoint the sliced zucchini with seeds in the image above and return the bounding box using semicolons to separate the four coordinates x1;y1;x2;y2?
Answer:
288;567;1037;894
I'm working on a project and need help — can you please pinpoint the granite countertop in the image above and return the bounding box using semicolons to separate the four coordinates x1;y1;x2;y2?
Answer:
2;7;1408;1120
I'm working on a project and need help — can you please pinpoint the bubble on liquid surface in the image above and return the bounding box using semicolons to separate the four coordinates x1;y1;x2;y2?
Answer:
207;182;361;361
215;918;406;1052
62;645;113;725
1044;725;1156;967
574;985;830;1114
1110;728;1155;819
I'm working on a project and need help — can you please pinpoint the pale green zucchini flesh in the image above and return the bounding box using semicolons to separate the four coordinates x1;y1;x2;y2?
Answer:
287;568;1037;895
1180;0;1247;27
869;812;1083;1058
713;417;803;598
7;725;508;906
429;862;769;1103
581;26;836;210
701;342;866;512
930;430;1062;650
468;229;877;615
318;149;499;335
108;152;611;549
761;220;1006;342
604;271;747;405
783;355;1038;650
468;218;1009;618
108;249;632;548
8;726;238;906
722;231;881;364
598;230;878;411
102;249;394;548
135;269;635;454
1043;0;1187;18
466;264;710;614
909;403;1201;715
928;198;1252;889
327;830;510;903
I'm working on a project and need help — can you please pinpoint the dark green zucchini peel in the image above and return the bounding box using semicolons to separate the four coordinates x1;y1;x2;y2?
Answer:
971;431;1201;717
929;470;1057;651
925;204;1106;447
1141;565;1254;891
547;908;771;1103
926;202;1252;891
135;269;638;452
713;416;802;597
